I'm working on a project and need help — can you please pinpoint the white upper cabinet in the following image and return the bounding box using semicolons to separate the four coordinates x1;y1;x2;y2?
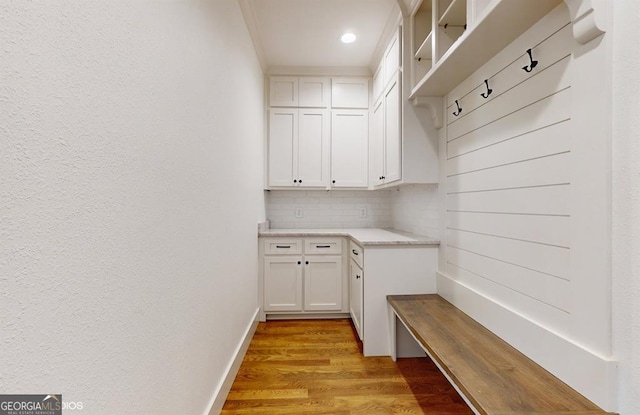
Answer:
372;98;385;187
268;108;329;188
331;78;369;109
383;75;402;184
299;77;330;108
268;108;298;187
270;77;298;107
297;109;330;187
372;74;402;187
331;110;369;188
383;28;401;87
270;76;329;108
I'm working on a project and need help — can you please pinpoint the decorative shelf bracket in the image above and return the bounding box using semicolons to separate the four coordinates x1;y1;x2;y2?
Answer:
412;96;444;129
563;0;607;45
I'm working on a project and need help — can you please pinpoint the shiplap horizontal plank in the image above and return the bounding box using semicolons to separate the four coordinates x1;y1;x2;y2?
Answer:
446;211;570;248
447;119;571;176
447;88;571;158
446;4;570;106
447;151;571;193
447;56;571;139
446;245;571;311
447;184;570;216
443;262;571;337
447;228;570;279
446;24;573;123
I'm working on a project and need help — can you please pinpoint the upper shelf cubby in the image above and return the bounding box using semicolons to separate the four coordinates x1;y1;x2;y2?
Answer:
409;0;562;98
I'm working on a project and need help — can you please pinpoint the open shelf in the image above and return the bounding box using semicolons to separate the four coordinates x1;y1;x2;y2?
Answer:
414;31;433;60
439;0;466;27
410;0;562;98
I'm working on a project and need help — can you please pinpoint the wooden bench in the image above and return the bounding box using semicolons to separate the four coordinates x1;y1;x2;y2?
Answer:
387;294;611;415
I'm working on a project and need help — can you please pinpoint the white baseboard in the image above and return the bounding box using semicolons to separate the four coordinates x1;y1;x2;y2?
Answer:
437;272;617;412
205;308;259;415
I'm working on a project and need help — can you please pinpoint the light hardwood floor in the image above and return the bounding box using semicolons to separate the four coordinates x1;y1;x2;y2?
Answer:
221;319;472;414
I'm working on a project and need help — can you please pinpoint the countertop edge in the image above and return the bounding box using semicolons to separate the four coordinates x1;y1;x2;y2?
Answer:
258;228;440;247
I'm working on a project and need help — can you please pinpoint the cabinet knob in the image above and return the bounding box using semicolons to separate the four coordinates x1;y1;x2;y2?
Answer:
299;179;302;183
305;261;309;265
294;179;298;183
332;180;336;184
356;274;361;279
297;261;301;265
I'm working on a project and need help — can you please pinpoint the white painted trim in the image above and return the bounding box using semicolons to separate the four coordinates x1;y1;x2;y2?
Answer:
266;66;372;77
205;308;260;415
436;272;617;412
238;0;268;72
412;96;443;129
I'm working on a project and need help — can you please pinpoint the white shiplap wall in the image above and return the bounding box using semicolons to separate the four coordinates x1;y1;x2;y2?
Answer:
445;14;573;334
438;4;615;410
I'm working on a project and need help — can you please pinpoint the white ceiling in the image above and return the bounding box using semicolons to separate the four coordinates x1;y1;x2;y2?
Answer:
244;0;400;70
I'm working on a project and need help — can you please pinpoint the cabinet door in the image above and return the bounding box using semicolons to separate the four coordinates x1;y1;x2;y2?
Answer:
331;78;369;109
270;77;298;107
264;256;303;312
331;110;369;188
383;75;402;184
298;109;329;187
383;28;401;87
304;256;343;311
299;77;330;108
268;109;298;187
349;259;363;340
372;98;385;187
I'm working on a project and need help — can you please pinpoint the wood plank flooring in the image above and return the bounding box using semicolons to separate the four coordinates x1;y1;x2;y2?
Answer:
221;319;472;414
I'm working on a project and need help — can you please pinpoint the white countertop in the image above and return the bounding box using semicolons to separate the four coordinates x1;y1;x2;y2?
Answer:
258;228;440;246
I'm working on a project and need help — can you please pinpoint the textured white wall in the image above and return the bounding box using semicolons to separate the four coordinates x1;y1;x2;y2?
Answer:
612;1;640;413
0;1;264;414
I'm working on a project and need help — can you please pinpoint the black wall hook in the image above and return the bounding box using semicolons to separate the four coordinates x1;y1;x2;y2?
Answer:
453;100;462;116
522;48;539;73
480;79;493;99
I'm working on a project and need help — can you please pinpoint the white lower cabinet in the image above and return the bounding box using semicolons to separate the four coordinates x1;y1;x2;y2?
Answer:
349;258;363;340
263;256;303;312
261;237;347;318
304;256;343;311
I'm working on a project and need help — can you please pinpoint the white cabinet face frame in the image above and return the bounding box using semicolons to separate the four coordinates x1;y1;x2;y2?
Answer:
268;108;329;188
270;76;329;108
299;77;330;108
331;78;370;109
270;77;298;107
383;75;402;184
268;108;298;187
383;28;401;88
372;98;386;187
263;256;303;312
297;109;329;187
331;110;369;188
304;256;343;311
349;258;364;340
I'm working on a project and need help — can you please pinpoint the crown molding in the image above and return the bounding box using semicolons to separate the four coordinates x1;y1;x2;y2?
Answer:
238;0;268;72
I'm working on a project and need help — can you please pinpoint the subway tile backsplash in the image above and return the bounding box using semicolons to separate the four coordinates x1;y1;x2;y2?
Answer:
266;189;393;229
266;184;439;237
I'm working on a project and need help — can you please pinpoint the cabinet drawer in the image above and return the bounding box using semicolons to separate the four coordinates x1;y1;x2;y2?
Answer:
350;240;363;268
304;238;343;255
263;238;303;255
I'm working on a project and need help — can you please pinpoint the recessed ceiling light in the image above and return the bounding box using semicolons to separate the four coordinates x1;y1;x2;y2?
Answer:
340;33;357;44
